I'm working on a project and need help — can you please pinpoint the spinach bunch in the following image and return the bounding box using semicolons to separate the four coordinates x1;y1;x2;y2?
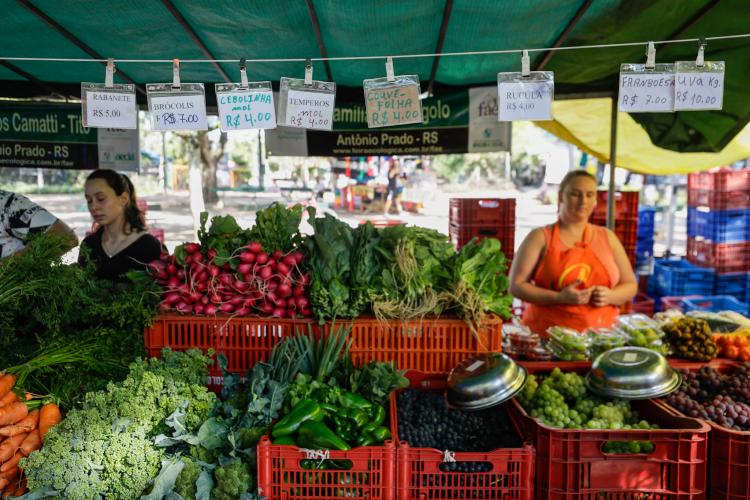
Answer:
248;202;304;254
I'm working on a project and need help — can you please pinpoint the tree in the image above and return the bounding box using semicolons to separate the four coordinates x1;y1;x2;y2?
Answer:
198;130;227;205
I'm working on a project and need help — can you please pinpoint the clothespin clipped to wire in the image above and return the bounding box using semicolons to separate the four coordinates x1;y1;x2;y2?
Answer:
304;58;313;86
239;58;249;89
645;41;656;70
696;38;707;68
386;56;395;82
172;59;181;90
521;50;530;77
105;58;115;88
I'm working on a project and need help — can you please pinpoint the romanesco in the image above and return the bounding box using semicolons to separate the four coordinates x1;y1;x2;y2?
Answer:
212;460;254;500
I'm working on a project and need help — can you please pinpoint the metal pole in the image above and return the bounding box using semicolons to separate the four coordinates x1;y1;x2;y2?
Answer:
607;94;618;230
257;130;265;189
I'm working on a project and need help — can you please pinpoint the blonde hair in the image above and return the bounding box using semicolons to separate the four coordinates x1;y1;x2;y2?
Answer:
558;170;597;197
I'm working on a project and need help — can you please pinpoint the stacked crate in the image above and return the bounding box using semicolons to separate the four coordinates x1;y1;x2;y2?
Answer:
686;168;750;304
449;198;516;261
589;191;639;268
635;207;656;271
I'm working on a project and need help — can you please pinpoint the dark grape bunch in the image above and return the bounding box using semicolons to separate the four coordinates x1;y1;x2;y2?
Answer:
664;363;750;431
397;389;522;452
439;462;493;473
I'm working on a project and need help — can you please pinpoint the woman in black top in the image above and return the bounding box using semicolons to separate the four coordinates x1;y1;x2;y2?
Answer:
79;169;162;282
383;160;405;215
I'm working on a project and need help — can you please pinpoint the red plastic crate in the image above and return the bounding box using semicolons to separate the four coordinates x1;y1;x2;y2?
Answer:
145;314;503;386
589;218;639;247
391;378;535;500
686;238;750;274
688;188;750;210
257;436;396;500
632;292;655;316
508;397;709;499
449;198;516;226
591;191;639;221
448;222;515;257
688;168;750;191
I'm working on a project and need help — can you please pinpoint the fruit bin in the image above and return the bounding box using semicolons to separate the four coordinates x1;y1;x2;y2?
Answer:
392;376;534;500
591;191;639;221
448;222;515;258
688;169;750;192
654;259;715;297
449;197;516;226
688;188;750;210
681;295;749;316
508;397;709;499
145;314;503;387
257;436;396;500
686;238;750;274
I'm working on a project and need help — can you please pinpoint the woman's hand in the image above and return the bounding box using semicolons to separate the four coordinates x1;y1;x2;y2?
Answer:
590;286;611;307
556;280;593;305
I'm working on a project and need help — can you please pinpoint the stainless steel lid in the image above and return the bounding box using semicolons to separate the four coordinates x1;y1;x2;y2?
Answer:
446;352;527;410
586;346;682;399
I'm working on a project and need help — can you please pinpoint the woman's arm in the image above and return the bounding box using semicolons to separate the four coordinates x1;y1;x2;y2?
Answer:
509;229;559;304
592;230;638;306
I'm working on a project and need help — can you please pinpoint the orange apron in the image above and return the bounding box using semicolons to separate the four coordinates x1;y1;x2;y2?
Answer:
521;222;619;336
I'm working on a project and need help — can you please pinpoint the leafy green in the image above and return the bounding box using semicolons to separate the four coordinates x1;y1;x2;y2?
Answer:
349;361;409;406
141;457;186;500
196;212;251;266
248;202;304;254
174;457;202;500
303;209;358;320
350;222;382;314
211;459;255;500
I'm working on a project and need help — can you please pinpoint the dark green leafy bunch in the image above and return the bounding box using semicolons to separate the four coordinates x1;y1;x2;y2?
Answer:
303;208;358;320
450;237;513;328
248;202;305;254
348;361;409;406
350;222;382;315
186;211;252;266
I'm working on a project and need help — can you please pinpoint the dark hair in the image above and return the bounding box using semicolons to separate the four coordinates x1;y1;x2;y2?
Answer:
85;169;146;233
558;169;597;197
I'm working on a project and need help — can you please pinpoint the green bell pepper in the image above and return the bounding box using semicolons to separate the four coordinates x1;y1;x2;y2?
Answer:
272;435;298;446
298;420;352;451
371;426;391;441
355;434;377;447
359;422;378;437
340;391;372;409
369;405;386;426
348;409;370;429
272;399;325;437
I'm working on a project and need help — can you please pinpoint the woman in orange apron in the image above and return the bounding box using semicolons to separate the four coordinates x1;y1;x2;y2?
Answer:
509;170;638;336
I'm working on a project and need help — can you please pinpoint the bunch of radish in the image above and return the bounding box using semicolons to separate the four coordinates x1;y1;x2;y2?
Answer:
149;241;312;319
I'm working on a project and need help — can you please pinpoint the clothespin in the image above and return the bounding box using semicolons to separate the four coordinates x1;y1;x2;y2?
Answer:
172;59;181;90
105;58;115;88
304;58;313;86
386;56;395;82
239;58;249;88
645;41;656;70
521;50;530;77
696;38;707;68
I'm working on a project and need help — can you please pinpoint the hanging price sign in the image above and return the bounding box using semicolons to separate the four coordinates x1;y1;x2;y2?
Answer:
497;72;554;121
619;63;675;113
674;60;724;111
81;83;138;129
215;82;276;131
278;77;336;131
146;83;207;131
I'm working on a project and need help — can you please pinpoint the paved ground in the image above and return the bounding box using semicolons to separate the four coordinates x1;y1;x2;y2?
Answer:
27;187;684;269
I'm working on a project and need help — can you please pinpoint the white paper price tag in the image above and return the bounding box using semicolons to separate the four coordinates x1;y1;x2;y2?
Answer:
146;83;207;131
674;61;724;111
497;72;554;121
215;83;276;131
278;77;336;131
81;84;137;129
618;64;675;113
363;76;423;128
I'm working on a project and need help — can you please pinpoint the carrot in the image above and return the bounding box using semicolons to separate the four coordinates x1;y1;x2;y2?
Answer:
19;429;40;457
0;391;17;408
0;452;21;473
0;467;19;492
38;403;61;441
0;433;27;463
0;375;16;400
0;410;38;437
12;480;27;497
0;403;27;428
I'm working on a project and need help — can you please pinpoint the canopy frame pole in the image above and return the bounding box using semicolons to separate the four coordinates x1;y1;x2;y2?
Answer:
426;0;454;98
535;0;593;71
305;0;333;82
607;93;618;230
17;0;145;95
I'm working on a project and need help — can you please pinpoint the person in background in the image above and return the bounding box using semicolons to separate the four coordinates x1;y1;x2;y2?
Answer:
0;189;77;259
79;169;162;282
509;170;637;336
383;160;405;215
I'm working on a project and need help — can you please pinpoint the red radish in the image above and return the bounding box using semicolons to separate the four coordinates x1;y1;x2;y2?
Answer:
233;280;249;292
193;304;205;315
243;298;256;309
274;297;287;308
276;262;291;276
222;262;232;270
267;260;277;270
176;269;186;280
208;265;220;278
272;250;282;261
167;276;181;289
287;297;296;309
158;302;172;312
228;296;243;307
164;292;181;305
278;283;292;298
207;249;218;260
288;311;297;319
238;263;253;275
293;285;305;298
159;252;170;262
148;260;166;274
192;252;204;263
267;291;279;304
219;274;233;287
243;273;253;283
282;255;297;268
195;270;208;283
175;302;191;314
239;251;256;264
300;308;312;317
296;297;309;310
258;266;273;281
247;242;263;254
166;264;178;275
204;304;218;315
299;273;311;286
156;271;169;282
290;251;305;265
260;302;274;314
210;293;222;304
256;252;269;265
185;242;200;254
220;303;235;313
201;296;210;305
188;291;201;304
235;307;250;316
196;282;207;293
272;308;286;318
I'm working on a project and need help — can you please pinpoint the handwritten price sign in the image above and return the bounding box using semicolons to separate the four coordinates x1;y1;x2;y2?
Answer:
619;65;675;113
148;94;207;131
282;89;335;131
674;61;724;111
216;89;276;131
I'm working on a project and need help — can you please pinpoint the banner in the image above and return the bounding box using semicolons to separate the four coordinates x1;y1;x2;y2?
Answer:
265;87;510;157
0;104;141;170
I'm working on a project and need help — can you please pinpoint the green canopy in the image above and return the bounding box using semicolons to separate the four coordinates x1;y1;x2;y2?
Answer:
1;0;749;153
